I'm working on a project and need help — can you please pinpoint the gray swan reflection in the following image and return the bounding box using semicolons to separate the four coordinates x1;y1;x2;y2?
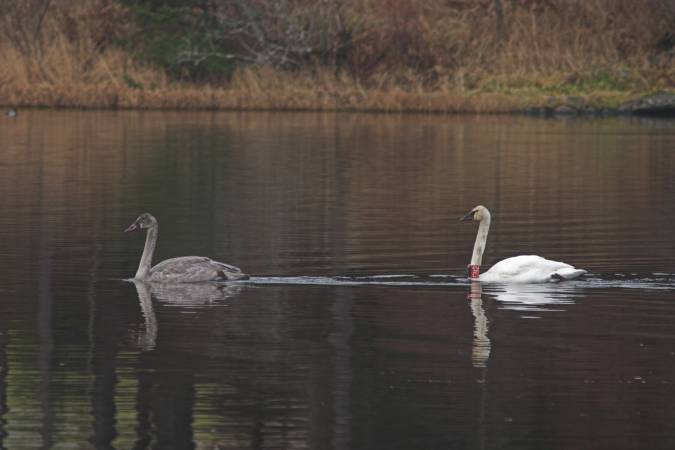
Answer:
147;281;243;305
132;280;158;351
125;213;248;283
130;280;244;351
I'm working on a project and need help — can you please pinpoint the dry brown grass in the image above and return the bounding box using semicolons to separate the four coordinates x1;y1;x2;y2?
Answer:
0;40;517;112
0;0;673;112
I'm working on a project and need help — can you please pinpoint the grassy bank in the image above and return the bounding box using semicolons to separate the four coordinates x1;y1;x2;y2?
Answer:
0;0;673;113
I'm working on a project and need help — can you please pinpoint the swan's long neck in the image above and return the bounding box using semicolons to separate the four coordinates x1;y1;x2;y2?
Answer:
135;226;157;280
471;212;491;267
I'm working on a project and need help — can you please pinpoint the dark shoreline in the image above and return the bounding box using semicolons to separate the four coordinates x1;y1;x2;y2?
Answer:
522;92;675;117
3;93;674;117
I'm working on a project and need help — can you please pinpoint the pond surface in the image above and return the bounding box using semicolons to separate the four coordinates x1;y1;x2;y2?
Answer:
0;111;674;449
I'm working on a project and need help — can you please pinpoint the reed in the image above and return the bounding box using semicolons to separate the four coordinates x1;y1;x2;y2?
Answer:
0;0;672;112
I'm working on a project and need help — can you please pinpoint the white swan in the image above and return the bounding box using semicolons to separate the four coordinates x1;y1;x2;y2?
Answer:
125;213;249;283
459;205;586;283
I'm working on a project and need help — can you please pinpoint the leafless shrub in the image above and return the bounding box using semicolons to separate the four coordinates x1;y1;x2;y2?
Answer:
0;0;53;56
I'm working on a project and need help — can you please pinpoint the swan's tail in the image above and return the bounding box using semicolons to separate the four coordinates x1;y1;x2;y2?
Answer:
551;268;587;281
217;270;249;281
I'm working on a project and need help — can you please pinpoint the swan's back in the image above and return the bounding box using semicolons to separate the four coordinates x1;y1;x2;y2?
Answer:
149;256;249;283
480;255;586;283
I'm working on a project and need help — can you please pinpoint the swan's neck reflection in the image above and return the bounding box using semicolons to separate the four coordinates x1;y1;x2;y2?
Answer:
132;281;158;351
131;281;245;351
468;282;491;369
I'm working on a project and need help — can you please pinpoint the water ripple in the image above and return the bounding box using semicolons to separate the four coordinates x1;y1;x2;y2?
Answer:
242;273;675;291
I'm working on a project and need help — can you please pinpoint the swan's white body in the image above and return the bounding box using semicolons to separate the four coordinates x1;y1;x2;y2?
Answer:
479;255;586;283
461;205;586;283
125;213;248;283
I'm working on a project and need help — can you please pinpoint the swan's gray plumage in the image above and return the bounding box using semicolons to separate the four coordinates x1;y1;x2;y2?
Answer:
149;256;248;282
125;213;248;283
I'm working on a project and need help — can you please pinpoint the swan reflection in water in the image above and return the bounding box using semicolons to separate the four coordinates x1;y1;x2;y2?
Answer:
482;282;581;313
466;279;583;450
468;281;490;450
130;280;244;351
131;281;158;351
468;282;491;369
144;281;243;306
467;280;582;367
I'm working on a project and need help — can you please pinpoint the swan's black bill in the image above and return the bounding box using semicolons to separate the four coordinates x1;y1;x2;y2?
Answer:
124;223;139;233
459;210;476;221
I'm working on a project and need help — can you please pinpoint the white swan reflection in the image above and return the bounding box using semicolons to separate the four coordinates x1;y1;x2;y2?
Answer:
467;281;581;367
482;282;580;312
468;282;491;369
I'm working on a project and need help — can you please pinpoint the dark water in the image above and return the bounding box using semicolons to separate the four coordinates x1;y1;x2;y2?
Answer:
1;111;675;449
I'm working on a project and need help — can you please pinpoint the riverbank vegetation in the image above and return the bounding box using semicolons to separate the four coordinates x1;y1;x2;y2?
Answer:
1;0;673;112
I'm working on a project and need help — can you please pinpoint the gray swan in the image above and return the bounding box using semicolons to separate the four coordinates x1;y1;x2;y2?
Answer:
125;213;249;282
